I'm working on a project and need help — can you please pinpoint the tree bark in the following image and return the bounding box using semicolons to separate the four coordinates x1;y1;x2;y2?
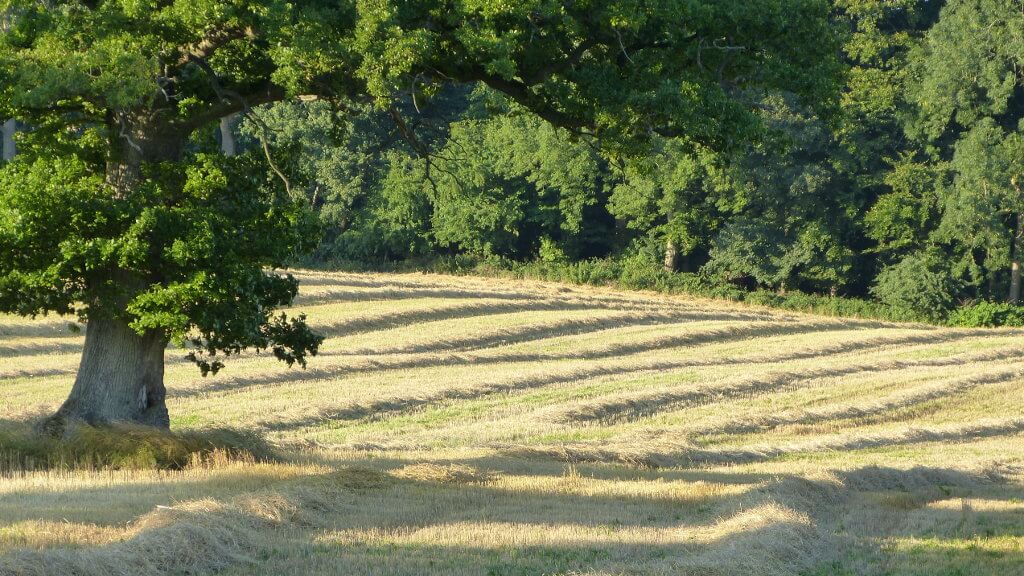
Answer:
106;117;187;191
45;116;186;432
1;118;15;161
49;315;169;429
664;238;679;273
1011;212;1023;304
219;115;237;157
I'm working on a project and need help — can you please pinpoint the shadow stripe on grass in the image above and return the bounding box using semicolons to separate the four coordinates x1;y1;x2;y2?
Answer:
553;349;1024;425
511;417;1024;468
691;364;1024;437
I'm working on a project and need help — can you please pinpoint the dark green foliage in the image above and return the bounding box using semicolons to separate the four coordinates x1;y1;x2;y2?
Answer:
264;90;619;263
947;301;1024;328
834;0;939;188
299;0;1024;327
348;0;842;150
608;140;726;264
863;155;942;256
239;100;395;237
643;93;858;293
871;250;960;321
905;0;1024;301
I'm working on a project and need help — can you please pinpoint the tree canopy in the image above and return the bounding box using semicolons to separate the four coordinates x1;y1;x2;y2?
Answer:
906;0;1024;302
231;0;1024;316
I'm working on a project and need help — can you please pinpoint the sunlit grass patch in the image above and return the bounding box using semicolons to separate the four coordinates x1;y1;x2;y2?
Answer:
874;535;1024;576
3;270;1024;575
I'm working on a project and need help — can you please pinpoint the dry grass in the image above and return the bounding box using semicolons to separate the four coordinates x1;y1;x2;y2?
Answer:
2;270;1024;575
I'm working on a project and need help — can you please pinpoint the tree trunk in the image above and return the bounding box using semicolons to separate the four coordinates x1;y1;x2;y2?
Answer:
664;238;679;273
50;316;169;429
44;116;186;433
1;118;15;161
1011;212;1023;304
219;115;237;157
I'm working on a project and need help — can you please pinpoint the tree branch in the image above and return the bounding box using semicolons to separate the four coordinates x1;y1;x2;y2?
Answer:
178;79;287;132
176;26;256;67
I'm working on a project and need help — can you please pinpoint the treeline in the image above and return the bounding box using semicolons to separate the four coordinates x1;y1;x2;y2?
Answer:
227;0;1022;324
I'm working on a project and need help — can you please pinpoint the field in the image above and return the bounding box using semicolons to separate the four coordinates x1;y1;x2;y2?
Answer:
2;271;1024;575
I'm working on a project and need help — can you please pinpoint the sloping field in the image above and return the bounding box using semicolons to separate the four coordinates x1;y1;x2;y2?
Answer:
2;271;1024;575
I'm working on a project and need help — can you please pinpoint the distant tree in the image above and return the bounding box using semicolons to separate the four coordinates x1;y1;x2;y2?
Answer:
608;140;728;272
938;121;1024;302
907;0;1024;302
871;248;960;321
706;93;856;294
238;98;402;255
834;0;941;193
862;154;942;257
425;109;609;259
0;0;838;430
247;88;613;262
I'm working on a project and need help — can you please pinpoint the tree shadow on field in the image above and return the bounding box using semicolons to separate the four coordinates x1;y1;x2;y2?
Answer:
308;314;758;359
559;359;1024;427
317;310;777;356
291;275;441;290
289;274;703;310
0;318;84;359
0;453;788;575
0;467;311;529
171;313;767;401
815;465;1024;576
1;449;1024;575
0;319;80;339
0;364;77;380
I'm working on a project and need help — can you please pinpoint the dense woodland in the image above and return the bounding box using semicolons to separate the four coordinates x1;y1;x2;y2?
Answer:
2;1;1021;327
201;0;1024;326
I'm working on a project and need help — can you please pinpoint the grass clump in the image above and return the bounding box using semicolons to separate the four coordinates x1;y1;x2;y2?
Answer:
0;422;276;473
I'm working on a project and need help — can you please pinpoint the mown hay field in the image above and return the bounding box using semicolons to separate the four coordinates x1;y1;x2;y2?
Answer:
2;270;1024;575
